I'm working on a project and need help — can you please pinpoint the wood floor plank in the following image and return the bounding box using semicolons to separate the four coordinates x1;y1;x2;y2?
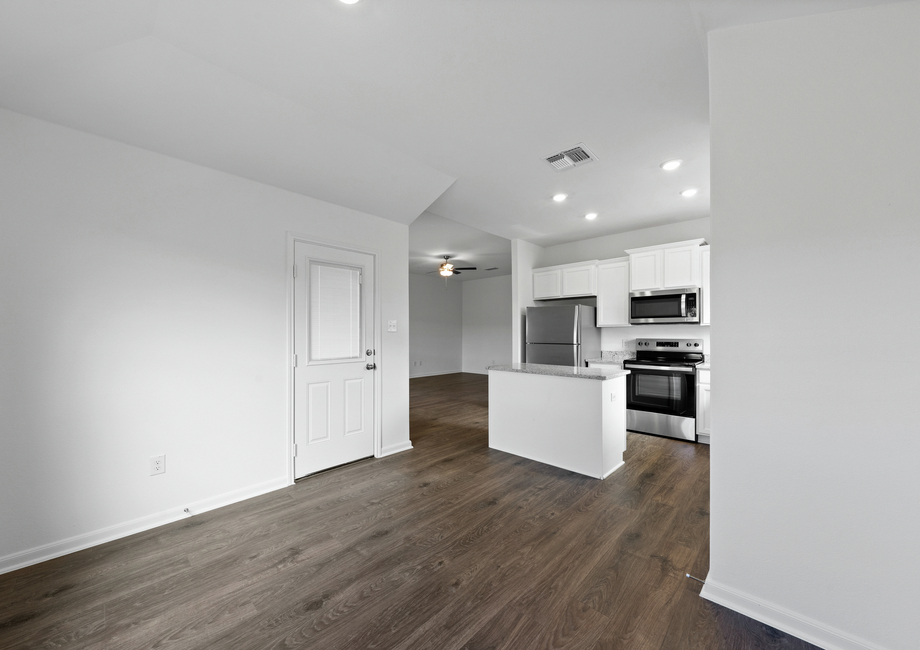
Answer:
0;372;820;650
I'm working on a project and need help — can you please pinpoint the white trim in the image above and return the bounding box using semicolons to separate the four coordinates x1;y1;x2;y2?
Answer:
701;579;883;650
286;233;383;478
600;460;625;480
409;369;465;379
379;441;413;458
0;477;288;576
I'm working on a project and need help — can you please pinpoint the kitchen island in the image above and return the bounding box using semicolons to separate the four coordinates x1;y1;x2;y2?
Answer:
487;363;630;479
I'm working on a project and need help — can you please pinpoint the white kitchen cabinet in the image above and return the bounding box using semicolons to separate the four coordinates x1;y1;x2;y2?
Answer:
697;367;711;444
595;257;631;327
700;245;711;326
627;250;661;291
533;268;562;300
625;239;706;291
532;261;597;299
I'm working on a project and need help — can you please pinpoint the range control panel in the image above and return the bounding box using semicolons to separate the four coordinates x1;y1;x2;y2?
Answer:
634;338;704;352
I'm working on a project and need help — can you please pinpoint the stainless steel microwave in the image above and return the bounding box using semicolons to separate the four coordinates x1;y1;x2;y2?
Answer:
629;287;701;324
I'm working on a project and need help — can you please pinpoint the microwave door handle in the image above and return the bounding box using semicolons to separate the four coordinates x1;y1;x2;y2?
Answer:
681;294;686;317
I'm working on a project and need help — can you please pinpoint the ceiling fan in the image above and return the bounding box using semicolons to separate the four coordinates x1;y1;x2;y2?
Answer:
436;255;476;277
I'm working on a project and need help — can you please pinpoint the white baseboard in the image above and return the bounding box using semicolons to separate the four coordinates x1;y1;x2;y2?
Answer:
701;579;883;650
379;440;413;457
600;459;625;479
0;476;290;576
409;369;463;378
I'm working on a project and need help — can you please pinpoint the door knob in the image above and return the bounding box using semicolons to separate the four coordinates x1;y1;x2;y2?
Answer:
366;363;377;370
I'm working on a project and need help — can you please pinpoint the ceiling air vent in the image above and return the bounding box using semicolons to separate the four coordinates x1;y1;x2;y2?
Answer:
544;143;597;171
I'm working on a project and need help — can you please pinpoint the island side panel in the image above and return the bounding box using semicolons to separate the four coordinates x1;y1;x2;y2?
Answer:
488;369;605;478
601;375;627;479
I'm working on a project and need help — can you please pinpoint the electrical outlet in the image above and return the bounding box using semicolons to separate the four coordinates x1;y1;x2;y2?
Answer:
150;454;166;476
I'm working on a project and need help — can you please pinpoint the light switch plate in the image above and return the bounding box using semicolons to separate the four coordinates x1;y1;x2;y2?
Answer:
387;320;397;332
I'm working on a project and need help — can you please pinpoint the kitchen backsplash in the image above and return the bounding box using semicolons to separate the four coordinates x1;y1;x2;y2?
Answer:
600;350;636;363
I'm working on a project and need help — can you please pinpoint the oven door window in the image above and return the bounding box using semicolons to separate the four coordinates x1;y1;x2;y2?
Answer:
628;370;695;417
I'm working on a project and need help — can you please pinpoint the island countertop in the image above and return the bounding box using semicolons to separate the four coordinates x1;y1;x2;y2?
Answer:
487;362;630;380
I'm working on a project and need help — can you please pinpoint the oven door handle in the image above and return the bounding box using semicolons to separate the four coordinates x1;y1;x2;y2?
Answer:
624;364;696;373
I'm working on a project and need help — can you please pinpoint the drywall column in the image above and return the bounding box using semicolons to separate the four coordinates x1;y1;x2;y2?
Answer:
510;239;543;363
706;4;920;650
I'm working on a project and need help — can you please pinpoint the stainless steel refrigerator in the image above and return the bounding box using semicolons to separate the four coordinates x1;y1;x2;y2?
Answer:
525;305;600;367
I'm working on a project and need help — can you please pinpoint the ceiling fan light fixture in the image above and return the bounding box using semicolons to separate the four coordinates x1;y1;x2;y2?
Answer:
439;268;453;277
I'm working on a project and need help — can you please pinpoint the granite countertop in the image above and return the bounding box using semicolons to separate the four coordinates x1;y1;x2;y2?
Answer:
697;362;711;370
585;358;622;366
488;363;630;380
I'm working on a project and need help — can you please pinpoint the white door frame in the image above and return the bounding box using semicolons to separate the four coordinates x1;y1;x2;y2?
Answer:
285;233;382;485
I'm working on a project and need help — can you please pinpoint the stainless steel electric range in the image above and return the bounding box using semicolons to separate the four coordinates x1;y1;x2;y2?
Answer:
623;338;704;442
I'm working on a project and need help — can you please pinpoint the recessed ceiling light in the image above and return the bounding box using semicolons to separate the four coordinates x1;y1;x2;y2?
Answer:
661;159;682;171
681;188;698;198
339;0;361;4
553;193;568;202
585;213;598;220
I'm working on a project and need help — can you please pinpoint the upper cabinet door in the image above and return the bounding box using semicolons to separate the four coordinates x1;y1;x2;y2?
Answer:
561;264;597;297
663;245;700;288
533;268;562;299
628;250;662;291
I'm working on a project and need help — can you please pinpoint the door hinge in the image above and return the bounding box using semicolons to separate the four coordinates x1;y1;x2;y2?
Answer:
292;444;297;457
293;265;297;278
293;354;298;367
359;273;363;285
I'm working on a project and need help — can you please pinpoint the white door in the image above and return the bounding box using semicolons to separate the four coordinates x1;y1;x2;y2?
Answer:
293;241;376;478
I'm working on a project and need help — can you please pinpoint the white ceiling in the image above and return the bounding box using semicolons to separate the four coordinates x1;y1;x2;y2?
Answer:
0;0;900;279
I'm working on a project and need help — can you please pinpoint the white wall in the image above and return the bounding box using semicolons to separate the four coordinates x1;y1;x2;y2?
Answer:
538;217;710;267
705;4;920;650
0;108;411;572
408;273;462;377
462;275;512;373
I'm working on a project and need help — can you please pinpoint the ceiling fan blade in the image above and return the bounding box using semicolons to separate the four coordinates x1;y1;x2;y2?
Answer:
453;267;477;271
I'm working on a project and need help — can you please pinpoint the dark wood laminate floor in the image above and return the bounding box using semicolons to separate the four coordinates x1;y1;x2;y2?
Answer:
0;372;818;650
